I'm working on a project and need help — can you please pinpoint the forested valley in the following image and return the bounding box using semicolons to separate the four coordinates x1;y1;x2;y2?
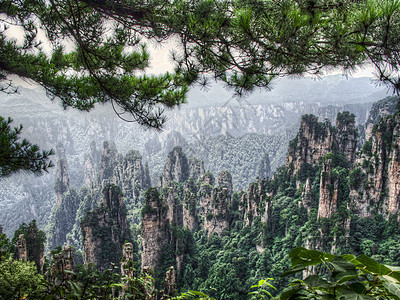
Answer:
2;95;400;299
2;0;400;298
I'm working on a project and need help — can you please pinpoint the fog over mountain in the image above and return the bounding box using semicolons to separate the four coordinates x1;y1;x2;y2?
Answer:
0;75;390;236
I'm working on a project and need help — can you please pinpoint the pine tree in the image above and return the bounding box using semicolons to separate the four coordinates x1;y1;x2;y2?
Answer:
1;0;400;176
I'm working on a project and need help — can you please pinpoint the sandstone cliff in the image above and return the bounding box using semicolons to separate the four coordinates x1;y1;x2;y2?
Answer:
201;171;232;236
141;188;169;271
286;113;357;185
159;146;190;187
349;111;400;220
81;184;131;271
48;158;80;251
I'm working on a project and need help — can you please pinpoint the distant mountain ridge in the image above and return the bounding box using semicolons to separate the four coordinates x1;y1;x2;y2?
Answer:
0;75;389;236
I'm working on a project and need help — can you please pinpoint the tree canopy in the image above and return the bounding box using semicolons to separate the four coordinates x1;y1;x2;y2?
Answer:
1;0;400;176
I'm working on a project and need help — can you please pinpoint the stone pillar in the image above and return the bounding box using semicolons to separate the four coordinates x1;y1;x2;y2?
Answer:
16;234;27;262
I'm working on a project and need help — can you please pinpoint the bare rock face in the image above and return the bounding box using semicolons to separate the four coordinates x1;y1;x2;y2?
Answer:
15;224;45;272
49;245;74;284
49;154;80;251
202;171;232;236
336;111;357;166
350;112;400;219
16;234;27;262
182;181;198;231
121;242;134;278
188;158;205;182
141;188;169;271
161;266;176;300
286;115;334;178
81;184;130;271
286;113;357;187
163;183;181;226
242;180;271;226
120;150;151;198
301;178;313;212
217;170;233;195
54;159;70;205
318;158;339;219
159;146;189;187
200;171;215;186
258;153;273;179
364;96;399;142
84;141;100;188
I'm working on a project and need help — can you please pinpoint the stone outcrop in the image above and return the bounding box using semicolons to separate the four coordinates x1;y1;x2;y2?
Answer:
121;242;135;278
242;180;271;226
349;112;400;219
161;267;176;300
15;222;45;272
286;113;357;187
182;181;198;231
48;174;80;251
54;159;70;205
188;158;205;182
201;171;232;236
286;115;334;182
364;96;399;142
49;142;150;252
301;178;313;213
336;111;357;166
81;184;131;271
49;245;74;284
318;158;339;219
84;141;100;188
258;153;273;179
16;234;27;262
141;188;169;271
159;146;189;187
98;141;118;186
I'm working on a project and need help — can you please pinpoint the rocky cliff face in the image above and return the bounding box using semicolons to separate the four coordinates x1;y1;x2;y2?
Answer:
141;148;235;280
159;147;190;187
286;113;357;184
336;111;357;166
48;159;80;251
141;188;169;271
349;112;400;219
84;141;100;188
286;115;335;185
258;153;273;179
81;185;131;270
363;96;399;142
54;159;70;205
49;245;74;284
317;158;339;219
201;171;232;236
47;141;151;253
242;180;270;226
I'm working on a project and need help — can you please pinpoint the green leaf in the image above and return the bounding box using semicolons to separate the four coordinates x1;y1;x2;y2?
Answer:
337;287;375;300
304;275;330;289
289;247;333;267
281;266;307;277
355;254;391;275
331;257;357;274
334;274;360;285
279;286;302;300
383;281;400;299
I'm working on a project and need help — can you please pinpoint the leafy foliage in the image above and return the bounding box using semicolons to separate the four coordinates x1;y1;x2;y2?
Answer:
0;256;45;299
279;247;400;299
